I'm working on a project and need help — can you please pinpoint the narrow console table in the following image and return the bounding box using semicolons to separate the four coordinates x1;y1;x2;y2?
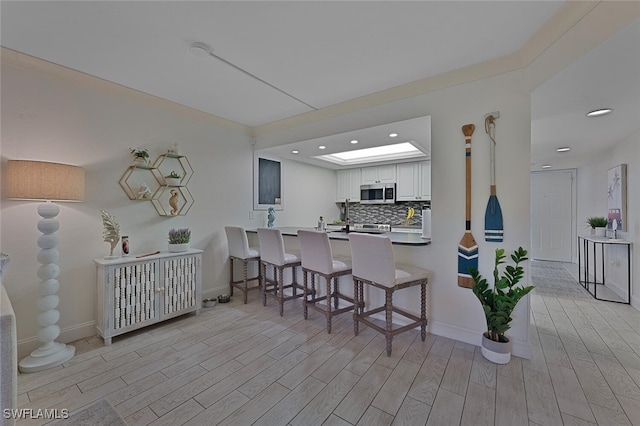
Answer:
578;236;631;304
94;249;202;344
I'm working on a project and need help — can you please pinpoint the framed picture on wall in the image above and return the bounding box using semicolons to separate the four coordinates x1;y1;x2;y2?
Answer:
253;152;284;210
607;163;627;231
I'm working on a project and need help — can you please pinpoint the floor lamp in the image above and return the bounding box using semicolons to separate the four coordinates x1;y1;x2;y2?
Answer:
6;160;85;373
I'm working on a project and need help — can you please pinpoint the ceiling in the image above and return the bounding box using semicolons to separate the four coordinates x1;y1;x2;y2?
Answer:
1;1;639;171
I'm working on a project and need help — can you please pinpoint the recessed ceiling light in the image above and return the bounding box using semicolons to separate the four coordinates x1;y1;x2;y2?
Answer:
586;108;613;117
318;145;326;150
350;140;358;144
541;164;552;169
291;150;299;154
556;147;571;152
389;133;398;138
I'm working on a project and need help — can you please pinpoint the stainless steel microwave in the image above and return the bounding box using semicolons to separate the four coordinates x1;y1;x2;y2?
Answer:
360;183;396;204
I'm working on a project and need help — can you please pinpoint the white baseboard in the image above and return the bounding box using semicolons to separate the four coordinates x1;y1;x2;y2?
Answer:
429;319;531;359
631;293;640;310
604;279;628;302
202;284;230;299
17;321;96;359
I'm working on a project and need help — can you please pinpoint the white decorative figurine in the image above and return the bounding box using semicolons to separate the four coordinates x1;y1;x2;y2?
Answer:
138;182;152;199
101;210;121;258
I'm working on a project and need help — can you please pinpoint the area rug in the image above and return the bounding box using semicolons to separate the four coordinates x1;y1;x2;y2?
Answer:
530;260;591;299
50;398;126;426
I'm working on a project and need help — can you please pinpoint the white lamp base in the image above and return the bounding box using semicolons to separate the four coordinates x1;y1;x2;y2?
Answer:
19;342;75;373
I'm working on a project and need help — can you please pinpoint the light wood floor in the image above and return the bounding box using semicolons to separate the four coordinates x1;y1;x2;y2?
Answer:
16;261;640;425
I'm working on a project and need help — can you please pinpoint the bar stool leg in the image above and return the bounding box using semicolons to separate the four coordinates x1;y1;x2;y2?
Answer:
278;266;284;317
353;279;360;336
333;278;340;309
242;259;249;304
386;289;393;356
421;281;427;341
229;258;234;296
303;270;309;320
261;263;267;307
326;276;332;333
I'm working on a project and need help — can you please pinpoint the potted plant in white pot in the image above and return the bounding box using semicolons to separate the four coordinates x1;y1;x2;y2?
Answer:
585;216;608;237
168;228;190;252
130;147;150;167
164;171;182;186
469;247;534;364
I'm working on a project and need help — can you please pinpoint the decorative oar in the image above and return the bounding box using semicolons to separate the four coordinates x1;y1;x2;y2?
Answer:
458;124;478;288
484;114;503;242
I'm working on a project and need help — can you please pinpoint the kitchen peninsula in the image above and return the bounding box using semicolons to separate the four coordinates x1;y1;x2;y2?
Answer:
246;227;430;246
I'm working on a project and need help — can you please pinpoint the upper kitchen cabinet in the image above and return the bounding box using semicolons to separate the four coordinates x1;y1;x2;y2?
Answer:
336;168;361;202
361;164;396;184
396;161;431;201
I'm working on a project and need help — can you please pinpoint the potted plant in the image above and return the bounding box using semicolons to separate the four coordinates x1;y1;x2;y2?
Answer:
130;147;150;167
469;247;534;364
168;228;190;252
585;216;608;237
164;171;182;186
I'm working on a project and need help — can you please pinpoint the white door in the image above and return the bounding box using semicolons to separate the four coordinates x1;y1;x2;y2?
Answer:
531;171;573;261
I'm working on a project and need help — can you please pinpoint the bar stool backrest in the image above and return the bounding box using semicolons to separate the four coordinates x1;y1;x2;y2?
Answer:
298;230;334;274
257;228;286;265
349;233;396;287
225;226;253;259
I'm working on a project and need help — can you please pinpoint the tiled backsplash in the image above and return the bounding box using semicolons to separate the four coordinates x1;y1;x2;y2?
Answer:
341;201;430;226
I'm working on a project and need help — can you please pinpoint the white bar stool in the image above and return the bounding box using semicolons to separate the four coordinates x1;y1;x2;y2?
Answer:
348;233;431;356
224;226;261;304
298;230;354;333
257;228;303;316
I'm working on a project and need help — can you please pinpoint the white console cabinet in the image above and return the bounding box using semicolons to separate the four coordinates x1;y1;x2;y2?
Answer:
94;249;202;345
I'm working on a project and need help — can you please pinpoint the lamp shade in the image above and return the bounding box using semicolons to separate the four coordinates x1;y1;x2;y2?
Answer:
6;160;85;202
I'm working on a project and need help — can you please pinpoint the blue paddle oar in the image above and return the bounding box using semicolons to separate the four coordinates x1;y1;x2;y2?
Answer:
484;114;503;242
458;124;478;288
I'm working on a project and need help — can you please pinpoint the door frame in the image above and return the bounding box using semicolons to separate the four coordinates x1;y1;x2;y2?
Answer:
530;169;577;263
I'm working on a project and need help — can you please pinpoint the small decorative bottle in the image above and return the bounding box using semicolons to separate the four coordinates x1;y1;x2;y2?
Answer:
317;216;325;231
122;236;130;257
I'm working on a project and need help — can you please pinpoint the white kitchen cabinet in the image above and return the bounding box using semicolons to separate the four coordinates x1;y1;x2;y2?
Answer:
361;164;396;184
396;161;431;201
336;168;361;202
94;249;202;345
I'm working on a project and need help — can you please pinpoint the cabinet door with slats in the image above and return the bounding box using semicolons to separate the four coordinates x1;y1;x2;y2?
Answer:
112;260;159;330
162;254;199;315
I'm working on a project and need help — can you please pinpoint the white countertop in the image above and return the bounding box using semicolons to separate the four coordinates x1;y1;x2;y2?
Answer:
247;227;430;246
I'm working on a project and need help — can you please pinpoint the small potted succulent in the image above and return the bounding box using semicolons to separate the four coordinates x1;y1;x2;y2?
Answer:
164;171;182;186
130;147;150;167
168;228;190;252
585;216;608;237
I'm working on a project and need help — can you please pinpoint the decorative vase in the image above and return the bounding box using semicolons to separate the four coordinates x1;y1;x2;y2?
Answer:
168;243;189;252
165;177;181;186
267;207;275;228
595;227;606;237
132;157;148;168
481;332;511;364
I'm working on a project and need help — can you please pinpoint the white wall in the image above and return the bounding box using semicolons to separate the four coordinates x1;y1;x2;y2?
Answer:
576;130;640;306
0;60;345;357
256;71;533;357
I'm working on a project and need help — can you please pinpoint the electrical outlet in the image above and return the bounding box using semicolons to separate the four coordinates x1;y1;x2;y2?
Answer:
249;211;254;219
485;111;500;119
